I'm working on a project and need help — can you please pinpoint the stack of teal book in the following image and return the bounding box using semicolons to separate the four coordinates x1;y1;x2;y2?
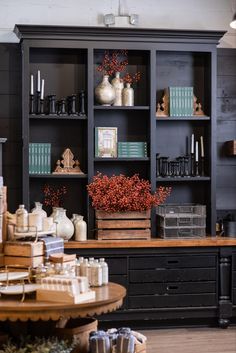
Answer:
169;86;194;117
118;142;147;158
29;143;51;174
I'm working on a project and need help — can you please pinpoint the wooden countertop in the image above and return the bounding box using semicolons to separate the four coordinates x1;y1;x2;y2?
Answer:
65;237;236;249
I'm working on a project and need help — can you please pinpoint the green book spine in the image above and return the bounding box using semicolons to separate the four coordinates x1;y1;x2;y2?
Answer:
181;87;185;117
170;87;175;116
29;144;32;174
177;87;180;116
41;143;45;174
34;143;37;174
47;143;51;174
40;143;43;174
31;143;35;174
184;87;187;116
190;86;193;116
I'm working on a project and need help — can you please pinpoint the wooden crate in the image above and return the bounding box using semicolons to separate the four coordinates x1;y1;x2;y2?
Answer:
225;140;236;156
4;241;44;257
96;210;151;240
4;255;44;267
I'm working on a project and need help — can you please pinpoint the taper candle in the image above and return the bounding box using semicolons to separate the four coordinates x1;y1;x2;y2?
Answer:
30;75;34;95
37;70;40;92
200;136;204;157
191;134;194;154
40;79;44;99
195;141;199;162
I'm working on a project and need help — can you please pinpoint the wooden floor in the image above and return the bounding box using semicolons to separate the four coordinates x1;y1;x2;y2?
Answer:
141;327;236;353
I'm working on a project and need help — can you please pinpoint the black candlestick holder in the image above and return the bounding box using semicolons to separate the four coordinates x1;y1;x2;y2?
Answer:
48;95;57;115
68;94;78;116
191;153;195;176
29;94;35;115
195;160;200;177
39;99;45;115
36;91;41;115
78;90;86;116
201;156;205;176
58;98;67;116
183;156;190;177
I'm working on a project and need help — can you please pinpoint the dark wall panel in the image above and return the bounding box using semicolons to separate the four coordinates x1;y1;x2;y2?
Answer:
0;44;22;212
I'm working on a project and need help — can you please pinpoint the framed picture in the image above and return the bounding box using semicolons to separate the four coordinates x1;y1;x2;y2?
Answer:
95;127;118;158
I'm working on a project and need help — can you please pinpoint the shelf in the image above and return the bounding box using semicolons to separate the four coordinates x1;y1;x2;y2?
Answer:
156;116;210;121
156;176;210;181
65;237;236;249
29;114;87;120
94;157;149;162
29;174;88;179
94;106;150;110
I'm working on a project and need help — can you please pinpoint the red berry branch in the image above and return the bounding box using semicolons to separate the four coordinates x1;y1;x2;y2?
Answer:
97;50;128;76
122;72;141;84
87;173;171;213
43;184;67;208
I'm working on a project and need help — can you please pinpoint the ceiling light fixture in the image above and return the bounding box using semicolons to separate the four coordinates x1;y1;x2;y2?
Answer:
103;0;139;27
230;12;236;29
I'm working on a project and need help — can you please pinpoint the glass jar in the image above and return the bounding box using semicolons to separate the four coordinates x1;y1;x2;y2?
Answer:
16;204;28;233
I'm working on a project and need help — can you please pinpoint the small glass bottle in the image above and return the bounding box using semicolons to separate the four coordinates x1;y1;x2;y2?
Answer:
80;258;90;278
90;259;103;287
74;215;87;241
16;204;28;232
99;258;109;285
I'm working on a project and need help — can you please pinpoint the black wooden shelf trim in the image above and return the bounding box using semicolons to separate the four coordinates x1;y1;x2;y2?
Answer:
29;174;88;178
156;176;211;181
94;106;150;110
29;114;87;120
94;157;150;162
156;116;210;121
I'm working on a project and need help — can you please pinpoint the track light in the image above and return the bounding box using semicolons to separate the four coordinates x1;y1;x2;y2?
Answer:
230;12;236;29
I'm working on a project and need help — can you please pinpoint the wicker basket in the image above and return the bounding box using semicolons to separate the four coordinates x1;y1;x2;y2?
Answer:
54;317;98;353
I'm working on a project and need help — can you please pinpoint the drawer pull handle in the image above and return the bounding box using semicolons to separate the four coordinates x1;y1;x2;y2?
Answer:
167;260;179;264
167;285;178;290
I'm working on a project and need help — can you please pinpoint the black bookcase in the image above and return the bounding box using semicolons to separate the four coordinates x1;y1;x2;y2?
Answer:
15;25;224;238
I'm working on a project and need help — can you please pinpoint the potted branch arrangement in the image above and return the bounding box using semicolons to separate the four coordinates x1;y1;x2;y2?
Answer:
95;50;141;106
87;173;171;240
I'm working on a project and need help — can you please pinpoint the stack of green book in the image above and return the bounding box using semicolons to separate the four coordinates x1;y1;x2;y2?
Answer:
29;143;51;174
118;142;147;158
169;86;194;117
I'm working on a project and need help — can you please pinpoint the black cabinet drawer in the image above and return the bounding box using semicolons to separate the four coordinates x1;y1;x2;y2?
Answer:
110;275;128;309
233;272;236;288
106;257;127;275
233;255;236;271
233;289;236;305
129;293;216;309
129;281;216;295
130;268;216;283
129;255;216;270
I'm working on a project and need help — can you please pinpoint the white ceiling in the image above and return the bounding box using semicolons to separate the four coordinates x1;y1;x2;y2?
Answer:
0;0;235;47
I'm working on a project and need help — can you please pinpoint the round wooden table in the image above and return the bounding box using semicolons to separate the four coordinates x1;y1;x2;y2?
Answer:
0;282;126;322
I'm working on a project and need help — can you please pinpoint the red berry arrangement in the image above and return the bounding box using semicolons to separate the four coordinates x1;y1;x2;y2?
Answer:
122;72;141;84
43;184;67;208
87;173;171;213
97;50;128;76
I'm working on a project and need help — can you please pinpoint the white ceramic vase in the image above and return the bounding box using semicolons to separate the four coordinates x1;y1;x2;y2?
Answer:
95;75;115;106
122;82;134;106
74;215;87;241
111;72;124;106
54;208;74;241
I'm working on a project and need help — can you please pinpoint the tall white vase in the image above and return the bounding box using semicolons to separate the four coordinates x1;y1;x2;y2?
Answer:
95;75;115;106
54;209;74;241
